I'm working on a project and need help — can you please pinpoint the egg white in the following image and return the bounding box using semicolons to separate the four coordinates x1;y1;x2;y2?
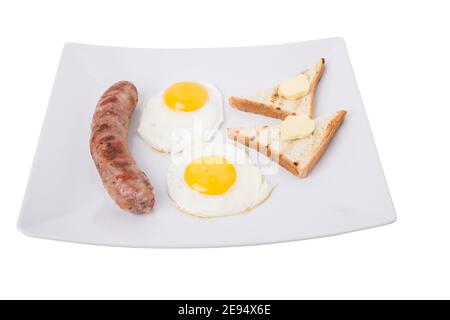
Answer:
138;82;223;153
167;144;273;218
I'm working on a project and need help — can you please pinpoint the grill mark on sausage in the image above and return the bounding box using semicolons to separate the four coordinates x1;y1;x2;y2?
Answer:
100;95;119;106
102;142;122;160
142;178;151;187
112;160;130;168
95;108;121;118
96;123;110;132
99;135;115;144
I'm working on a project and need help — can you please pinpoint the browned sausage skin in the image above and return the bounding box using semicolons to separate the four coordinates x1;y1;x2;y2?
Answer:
90;81;155;214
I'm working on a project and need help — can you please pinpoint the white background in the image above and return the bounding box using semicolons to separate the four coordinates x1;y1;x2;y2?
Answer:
0;0;449;300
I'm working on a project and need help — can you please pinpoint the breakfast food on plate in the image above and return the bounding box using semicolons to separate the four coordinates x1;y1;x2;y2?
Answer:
89;55;343;217
90;81;155;214
138;81;223;153
227;110;346;177
166;143;273;217
228;58;325;119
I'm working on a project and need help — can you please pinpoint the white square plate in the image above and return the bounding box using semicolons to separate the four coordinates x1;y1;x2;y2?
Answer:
18;38;396;248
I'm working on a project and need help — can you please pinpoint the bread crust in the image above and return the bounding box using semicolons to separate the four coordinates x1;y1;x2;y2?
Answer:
297;110;346;177
227;109;346;178
228;58;325;119
307;58;325;118
228;96;290;120
227;129;299;176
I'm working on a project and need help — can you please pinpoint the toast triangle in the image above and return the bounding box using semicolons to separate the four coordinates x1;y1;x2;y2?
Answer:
227;110;346;177
229;58;325;119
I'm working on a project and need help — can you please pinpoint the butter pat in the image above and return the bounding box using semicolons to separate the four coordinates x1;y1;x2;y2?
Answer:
280;114;315;140
278;73;310;100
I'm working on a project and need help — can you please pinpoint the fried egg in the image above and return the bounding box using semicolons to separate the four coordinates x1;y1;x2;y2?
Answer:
167;143;273;217
138;81;223;153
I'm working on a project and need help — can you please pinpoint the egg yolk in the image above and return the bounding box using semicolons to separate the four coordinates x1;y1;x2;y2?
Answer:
163;82;208;112
184;156;236;195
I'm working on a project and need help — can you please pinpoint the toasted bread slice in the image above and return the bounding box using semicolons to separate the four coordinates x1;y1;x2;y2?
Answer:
229;58;325;119
227;110;346;177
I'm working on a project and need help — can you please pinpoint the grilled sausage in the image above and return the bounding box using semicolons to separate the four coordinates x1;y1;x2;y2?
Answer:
90;81;155;214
